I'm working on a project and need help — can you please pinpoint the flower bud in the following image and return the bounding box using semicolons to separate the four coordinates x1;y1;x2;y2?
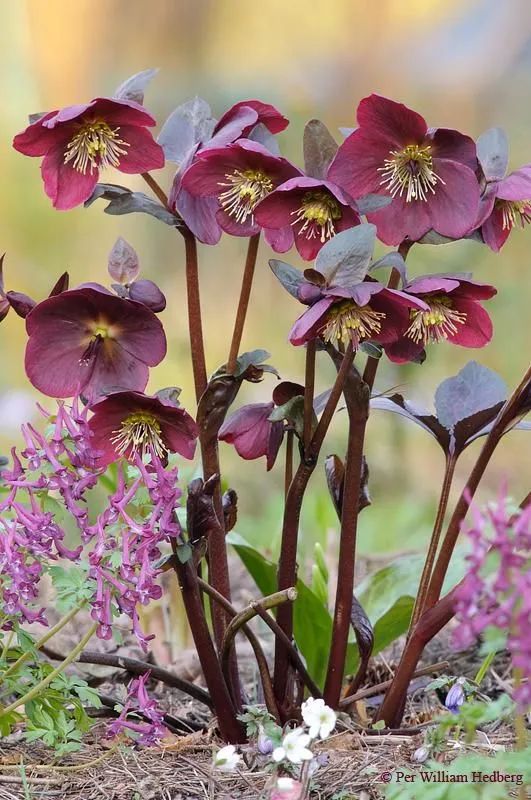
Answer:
6;291;36;318
412;746;430;763
129;279;166;312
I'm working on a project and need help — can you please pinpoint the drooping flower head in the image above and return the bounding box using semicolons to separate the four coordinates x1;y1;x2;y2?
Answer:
328;95;480;245
384;275;496;364
167;98;289;244
13;98;164;210
25;287;166;400
219;402;284;470
255;176;360;260
107;672;167;746
88;390;198;467
181;139;300;244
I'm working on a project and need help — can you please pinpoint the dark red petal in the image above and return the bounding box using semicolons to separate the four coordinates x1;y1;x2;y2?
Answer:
430;128;478;171
12;112;63;156
367;193;432;246
448;299;493;347
159;409;198;459
356;94;427;145
288;297;336;346
384;336;425;364
25;325;89;397
264;225;293;253
481;206;510;252
216;207;259;237
254;186;303;228
266;421;284;471
116;125;165;174
328;130;394;198
88;97;157;127
451;280;497;301
41;144;99;210
215;100;288;135
496;165;531;201
426;160;480;239
86;339;150;400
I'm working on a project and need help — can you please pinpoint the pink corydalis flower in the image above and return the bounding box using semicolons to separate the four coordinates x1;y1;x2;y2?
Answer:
219;402;284;470
384;275;496;364
25;287;166;400
181;139;300;242
88;390;198;466
255;176;361;261
328;94;480;245
13;98;164;210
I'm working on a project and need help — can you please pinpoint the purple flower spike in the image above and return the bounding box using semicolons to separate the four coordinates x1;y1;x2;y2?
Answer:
13;98;164;210
88;390;198;467
24;288;167;400
219;402;284;470
328;94;480;245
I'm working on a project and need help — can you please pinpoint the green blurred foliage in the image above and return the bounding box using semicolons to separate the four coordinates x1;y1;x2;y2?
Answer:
1;0;530;562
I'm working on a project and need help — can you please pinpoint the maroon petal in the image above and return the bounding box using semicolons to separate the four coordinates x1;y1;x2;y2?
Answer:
385;336;424;364
430;128;478;171
89;97;158;127
41;143;99;210
367;192;432;246
356;95;427;146
216;207;259;237
481;206;509;252
25;322;90;397
85;340;150;399
266;421;284;471
219;403;275;462
329;130;395;198
43;102;96;127
13;112;63;156
177;187;222;244
254;185;305;228
289;297;336;346
447;299;493;347
369;293;411;344
452;280;497;301
496;165;531;200
159;410;198;459
181;152;238;196
215;100;288;136
116;125;165;174
426;160;480;239
264;225;294;253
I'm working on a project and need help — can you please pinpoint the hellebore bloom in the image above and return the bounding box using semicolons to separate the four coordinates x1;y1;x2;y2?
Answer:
25;287;166;400
255;176;361;260
328;94;480;245
13;98;164;210
88;390;198;466
289;279;426;349
478;165;531;252
219;402;283;470
301;697;337;740
384;275;496;364
169;99;289;244
181;139;300;242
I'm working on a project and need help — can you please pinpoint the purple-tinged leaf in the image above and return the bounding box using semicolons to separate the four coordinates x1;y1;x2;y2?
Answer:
417;228;483;245
187;476;222;545
156;386;181;406
248;123;281;155
129;279;166;312
303;119;338;180
359;341;383;359
114;68;158;105
269;395;306;438
157;97;215;163
476;127;509;181
369;251;407;284
315;223;376;286
371;394;449;450
314;387;331;414
434;361;507;431
108;237;140;285
356;193;392;215
269;259;305;299
86;184;181;227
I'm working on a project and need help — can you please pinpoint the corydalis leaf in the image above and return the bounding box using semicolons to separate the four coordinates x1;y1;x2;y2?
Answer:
269;259;305;299
477;127;509;181
108;237;140;285
303;119;338;180
157;97;215;163
315;223;376;286
114;68;158;105
85;184;181;227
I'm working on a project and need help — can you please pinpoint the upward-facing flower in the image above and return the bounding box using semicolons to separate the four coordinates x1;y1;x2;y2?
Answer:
13;97;164;210
255;175;361;260
88;390;198;467
384;275;496;364
328;94;480;245
25;287;166;400
301;697;337;739
181;139;300;242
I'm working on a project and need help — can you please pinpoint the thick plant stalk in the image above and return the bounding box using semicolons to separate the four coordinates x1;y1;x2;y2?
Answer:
274;344;354;702
303;339;317;452
226;234;260;374
141;172;170;208
408;455;457;631
183;230;208;401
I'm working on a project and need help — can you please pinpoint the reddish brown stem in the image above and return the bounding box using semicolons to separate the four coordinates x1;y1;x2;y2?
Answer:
183;231;208;401
226;234;260;374
284;430;294;498
141;172;170;208
303;339;317;453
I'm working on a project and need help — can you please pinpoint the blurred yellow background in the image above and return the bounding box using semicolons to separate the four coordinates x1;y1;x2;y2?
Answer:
1;0;530;559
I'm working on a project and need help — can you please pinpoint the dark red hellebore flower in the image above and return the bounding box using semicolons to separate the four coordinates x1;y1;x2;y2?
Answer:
219;402;283;470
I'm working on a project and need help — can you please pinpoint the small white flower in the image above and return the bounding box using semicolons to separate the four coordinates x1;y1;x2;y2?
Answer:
276;777;296;792
213;744;241;772
272;727;313;764
301;697;336;739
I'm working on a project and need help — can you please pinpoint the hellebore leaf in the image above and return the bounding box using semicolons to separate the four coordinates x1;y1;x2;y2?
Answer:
248;123;281;155
477;127;509;181
269;395;307;439
85;184;181;227
434;361;507;430
371;394;450;450
303;119;338;180
269;259;305;299
369;251;408;285
49;272;69;297
114;68;159;105
315;223;376;286
325;454;345;520
108;237;140;285
233;349;274;378
314;387;332;414
356;193;392;215
157;97;215;163
417;228;484;246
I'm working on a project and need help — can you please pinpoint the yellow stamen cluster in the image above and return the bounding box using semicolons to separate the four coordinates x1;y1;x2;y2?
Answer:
378;144;444;202
218;169;274;224
406;296;467;344
111;412;167;461
64;119;129;174
500;199;531;230
322;300;385;346
291;190;342;242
